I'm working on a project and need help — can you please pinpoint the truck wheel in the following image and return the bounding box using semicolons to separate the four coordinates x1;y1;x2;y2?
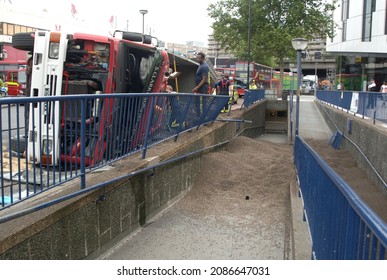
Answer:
10;134;27;154
12;32;35;51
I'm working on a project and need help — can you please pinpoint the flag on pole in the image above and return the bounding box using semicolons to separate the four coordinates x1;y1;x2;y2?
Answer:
71;3;78;18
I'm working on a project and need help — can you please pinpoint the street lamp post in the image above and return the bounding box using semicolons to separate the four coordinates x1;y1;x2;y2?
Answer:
289;64;297;141
139;9;148;35
247;0;252;86
291;38;308;136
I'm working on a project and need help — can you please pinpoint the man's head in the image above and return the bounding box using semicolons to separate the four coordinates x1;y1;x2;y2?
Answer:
196;52;205;64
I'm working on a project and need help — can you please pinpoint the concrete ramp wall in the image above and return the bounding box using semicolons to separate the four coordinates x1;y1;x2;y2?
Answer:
316;101;387;192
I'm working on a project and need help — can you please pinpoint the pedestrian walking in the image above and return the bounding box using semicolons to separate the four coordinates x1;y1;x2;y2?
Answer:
337;82;344;91
366;79;377;109
380;81;387;93
217;75;230;113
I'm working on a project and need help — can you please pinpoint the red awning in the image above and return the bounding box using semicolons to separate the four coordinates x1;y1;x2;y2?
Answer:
0;44;28;65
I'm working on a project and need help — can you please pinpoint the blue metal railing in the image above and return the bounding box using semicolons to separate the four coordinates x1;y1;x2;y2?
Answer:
294;136;387;260
241;89;265;109
0;93;229;209
316;90;387;124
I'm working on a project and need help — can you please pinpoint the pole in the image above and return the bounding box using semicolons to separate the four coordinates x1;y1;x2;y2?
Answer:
295;50;302;136
247;0;252;86
290;72;294;141
314;61;317;95
139;10;148;35
142;14;145;34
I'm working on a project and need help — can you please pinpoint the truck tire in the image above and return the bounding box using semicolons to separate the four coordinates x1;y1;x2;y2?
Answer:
12;32;35;51
10;134;27;154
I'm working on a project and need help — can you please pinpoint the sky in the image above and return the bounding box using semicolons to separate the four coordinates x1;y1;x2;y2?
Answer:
7;0;218;45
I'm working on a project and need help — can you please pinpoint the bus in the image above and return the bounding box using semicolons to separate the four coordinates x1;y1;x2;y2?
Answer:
234;61;273;88
272;71;299;92
215;67;235;79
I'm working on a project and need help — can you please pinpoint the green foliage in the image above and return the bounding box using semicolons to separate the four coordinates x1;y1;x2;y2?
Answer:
208;0;337;67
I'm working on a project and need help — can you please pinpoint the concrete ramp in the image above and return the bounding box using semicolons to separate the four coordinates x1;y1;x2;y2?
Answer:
100;136;295;260
297;96;332;140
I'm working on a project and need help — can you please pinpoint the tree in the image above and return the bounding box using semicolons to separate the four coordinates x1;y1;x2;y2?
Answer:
208;0;337;94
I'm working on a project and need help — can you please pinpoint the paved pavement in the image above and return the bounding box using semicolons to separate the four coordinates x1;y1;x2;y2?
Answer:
96;95;331;260
297;95;332;140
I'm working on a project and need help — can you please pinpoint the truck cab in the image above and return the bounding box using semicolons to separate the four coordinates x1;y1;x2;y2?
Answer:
301;75;318;95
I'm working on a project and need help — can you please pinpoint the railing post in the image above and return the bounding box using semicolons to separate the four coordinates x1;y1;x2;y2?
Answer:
241;90;250;109
80;96;86;189
373;109;376;124
142;95;156;159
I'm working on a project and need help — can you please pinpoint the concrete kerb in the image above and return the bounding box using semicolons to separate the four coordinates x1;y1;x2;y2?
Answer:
289;178;312;260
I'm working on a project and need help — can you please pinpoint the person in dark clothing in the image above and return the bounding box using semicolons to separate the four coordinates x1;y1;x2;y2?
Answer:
192;52;209;120
213;78;221;95
367;79;377;108
192;52;209;95
217;75;230;113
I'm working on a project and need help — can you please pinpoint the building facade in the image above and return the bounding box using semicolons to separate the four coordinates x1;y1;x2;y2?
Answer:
207;34;236;69
326;0;387;91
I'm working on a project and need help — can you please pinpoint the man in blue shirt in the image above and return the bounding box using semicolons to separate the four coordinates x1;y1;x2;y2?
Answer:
192;52;209;94
192;52;209;123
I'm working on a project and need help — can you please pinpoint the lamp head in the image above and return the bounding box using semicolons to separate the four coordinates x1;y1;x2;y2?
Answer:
139;9;148;15
291;38;308;51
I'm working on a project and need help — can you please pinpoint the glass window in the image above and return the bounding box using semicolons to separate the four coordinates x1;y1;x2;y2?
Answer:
342;20;347;42
385;7;387;35
15;25;21;34
342;0;349;21
341;0;349;42
362;0;376;42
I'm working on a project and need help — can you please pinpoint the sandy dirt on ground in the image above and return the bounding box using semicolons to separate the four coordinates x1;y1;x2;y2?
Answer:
174;136;296;259
304;139;387;223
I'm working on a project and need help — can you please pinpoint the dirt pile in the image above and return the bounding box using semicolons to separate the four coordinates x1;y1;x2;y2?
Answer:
305;139;387;222
176;136;296;259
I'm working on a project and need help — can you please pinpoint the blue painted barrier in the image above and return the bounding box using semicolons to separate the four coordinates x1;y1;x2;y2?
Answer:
294;136;387;259
316;90;387;123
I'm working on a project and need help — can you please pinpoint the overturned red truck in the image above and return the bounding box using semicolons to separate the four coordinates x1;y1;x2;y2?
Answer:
12;30;173;166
